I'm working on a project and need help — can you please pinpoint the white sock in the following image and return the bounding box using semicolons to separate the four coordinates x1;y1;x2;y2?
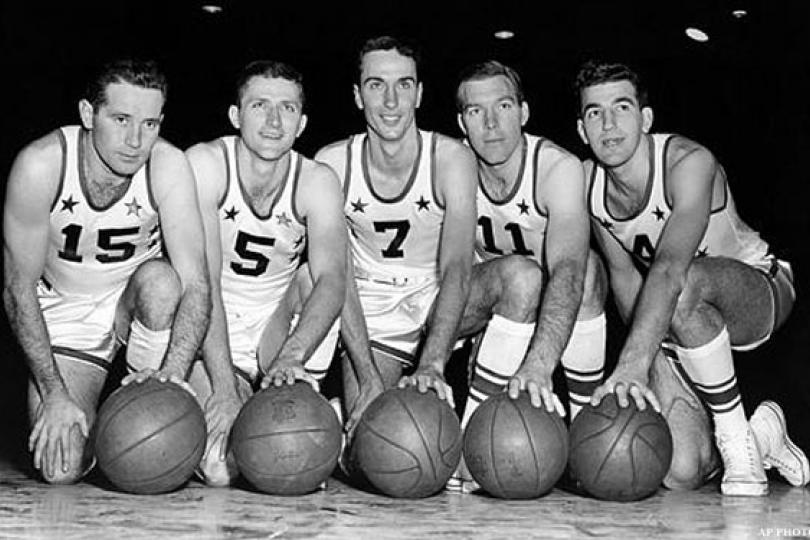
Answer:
461;315;534;428
561;313;607;419
676;327;746;433
126;318;170;373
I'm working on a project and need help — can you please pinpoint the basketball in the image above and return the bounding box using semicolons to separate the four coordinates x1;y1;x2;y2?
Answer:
463;391;568;499
353;387;462;498
230;382;342;495
93;379;206;494
568;393;673;502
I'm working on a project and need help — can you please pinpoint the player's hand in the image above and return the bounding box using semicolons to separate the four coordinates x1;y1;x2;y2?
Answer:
345;377;385;437
260;361;317;390
590;365;660;412
29;388;88;479
203;391;244;461
398;365;454;408
507;367;565;417
121;368;197;397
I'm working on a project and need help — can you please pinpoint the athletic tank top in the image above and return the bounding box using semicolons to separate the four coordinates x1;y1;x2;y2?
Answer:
44;126;161;296
218;136;307;310
343;130;444;280
589;133;770;268
476;134;548;265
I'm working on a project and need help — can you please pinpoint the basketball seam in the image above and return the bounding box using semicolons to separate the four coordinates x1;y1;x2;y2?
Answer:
396;393;439;484
103;409;200;467
117;435;204;489
592;411;633;488
518;401;542;496
357;421;422;477
237;427;332;442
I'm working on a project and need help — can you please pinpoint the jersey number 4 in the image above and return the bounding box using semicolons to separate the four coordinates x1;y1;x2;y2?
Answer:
477;216;534;256
58;224;142;263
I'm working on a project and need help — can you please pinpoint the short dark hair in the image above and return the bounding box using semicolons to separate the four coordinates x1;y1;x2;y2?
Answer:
455;60;525;112
84;59;168;110
234;60;306;110
574;60;649;116
357;35;421;82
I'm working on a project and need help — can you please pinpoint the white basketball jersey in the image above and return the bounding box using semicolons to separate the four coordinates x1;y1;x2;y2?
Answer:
44;126;161;297
589;133;770;268
476;134;548;265
217;136;307;311
343;130;444;280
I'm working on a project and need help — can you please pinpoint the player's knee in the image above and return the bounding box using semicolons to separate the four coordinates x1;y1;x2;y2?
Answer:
131;259;181;328
580;251;607;317
664;447;706;491
495;256;542;320
40;435;92;485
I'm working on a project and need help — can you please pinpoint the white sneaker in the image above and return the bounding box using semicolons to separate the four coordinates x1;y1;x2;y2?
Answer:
716;424;769;496
445;457;480;494
750;400;810;487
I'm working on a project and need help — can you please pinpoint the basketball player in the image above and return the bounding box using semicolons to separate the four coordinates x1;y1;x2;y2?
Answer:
186;60;346;486
315;36;477;435
448;61;608;491
3;60;210;484
576;60;809;495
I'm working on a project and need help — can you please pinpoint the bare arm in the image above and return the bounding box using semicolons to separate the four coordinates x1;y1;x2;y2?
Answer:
510;151;589;413
592;221;643;324
186;142;239;397
594;143;716;410
150;142;212;379
3;133;90;474
264;161;347;381
404;139;477;402
314;143;385;430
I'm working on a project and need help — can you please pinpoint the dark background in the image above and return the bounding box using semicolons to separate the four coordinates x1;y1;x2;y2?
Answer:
2;0;808;460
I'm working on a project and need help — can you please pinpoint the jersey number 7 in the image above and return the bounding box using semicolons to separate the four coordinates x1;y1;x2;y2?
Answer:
374;220;411;259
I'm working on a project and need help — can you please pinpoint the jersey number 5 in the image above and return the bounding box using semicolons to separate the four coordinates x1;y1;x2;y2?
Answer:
374;220;410;259
231;230;276;276
58;224;140;263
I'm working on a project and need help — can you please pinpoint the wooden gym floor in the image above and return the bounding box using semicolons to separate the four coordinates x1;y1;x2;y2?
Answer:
1;450;808;540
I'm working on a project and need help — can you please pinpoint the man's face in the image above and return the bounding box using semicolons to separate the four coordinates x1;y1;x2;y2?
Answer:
354;49;423;142
458;75;528;167
81;82;164;176
230;75;306;161
577;79;653;168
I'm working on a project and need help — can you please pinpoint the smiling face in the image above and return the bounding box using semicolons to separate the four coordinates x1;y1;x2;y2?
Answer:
229;75;307;161
354;49;423;142
457;74;528;167
577;79;653;168
79;81;164;177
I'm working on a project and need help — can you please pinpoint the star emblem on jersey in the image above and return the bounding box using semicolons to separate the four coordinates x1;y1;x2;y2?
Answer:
276;212;292;227
697;247;709;258
224;206;239;220
125;197;142;217
600;218;614;230
61;195;79;213
415;196;430;211
653;206;666;221
517;199;530;215
351;198;368;213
